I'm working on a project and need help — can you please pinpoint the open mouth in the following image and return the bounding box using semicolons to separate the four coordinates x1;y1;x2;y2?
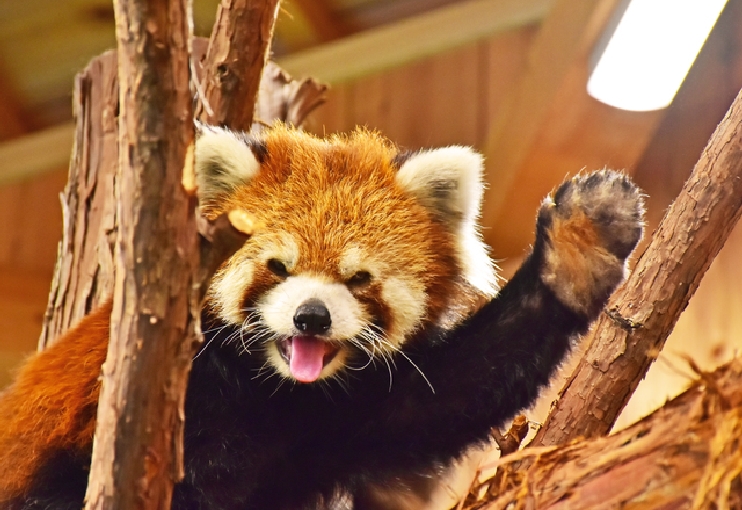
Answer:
278;336;341;383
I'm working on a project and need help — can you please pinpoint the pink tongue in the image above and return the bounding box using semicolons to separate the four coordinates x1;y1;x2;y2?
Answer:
289;336;326;382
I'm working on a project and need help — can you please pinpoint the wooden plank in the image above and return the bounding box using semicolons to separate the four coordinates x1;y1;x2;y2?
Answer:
16;168;67;273
0;0;550;184
0;182;23;267
0;168;65;272
347;42;482;149
0;123;74;185
479;0;666;257
483;25;539;145
278;0;554;83
1;22;114;105
272;6;318;53
0;265;55;353
0;59;32;141
304;83;353;136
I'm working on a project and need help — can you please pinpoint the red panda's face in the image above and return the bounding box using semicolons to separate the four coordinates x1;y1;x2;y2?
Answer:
195;125;497;383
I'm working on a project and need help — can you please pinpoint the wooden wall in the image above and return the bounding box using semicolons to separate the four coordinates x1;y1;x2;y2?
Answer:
1;19;741;437
305;25;538;152
0;168;66;387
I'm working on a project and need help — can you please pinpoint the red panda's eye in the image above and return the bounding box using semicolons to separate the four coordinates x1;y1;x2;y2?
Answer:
267;259;289;277
347;270;371;286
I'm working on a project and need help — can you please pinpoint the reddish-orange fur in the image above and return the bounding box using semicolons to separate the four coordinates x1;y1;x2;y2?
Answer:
549;209;607;277
206;125;460;329
0;302;110;501
542;207;621;314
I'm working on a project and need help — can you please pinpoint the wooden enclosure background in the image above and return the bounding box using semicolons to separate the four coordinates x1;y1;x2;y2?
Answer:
1;12;741;431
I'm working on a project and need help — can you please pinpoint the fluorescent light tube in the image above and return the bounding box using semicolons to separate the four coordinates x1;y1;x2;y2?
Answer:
588;0;728;112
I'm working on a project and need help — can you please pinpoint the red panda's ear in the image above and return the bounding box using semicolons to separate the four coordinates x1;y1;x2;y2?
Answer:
395;146;485;229
194;123;262;205
396;147;499;297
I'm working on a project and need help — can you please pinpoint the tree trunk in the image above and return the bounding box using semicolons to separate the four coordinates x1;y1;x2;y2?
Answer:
82;0;197;507
194;0;281;130
34;1;326;509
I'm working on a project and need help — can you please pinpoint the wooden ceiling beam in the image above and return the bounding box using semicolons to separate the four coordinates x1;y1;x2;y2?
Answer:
279;0;554;84
0;123;74;185
288;0;351;42
480;0;666;258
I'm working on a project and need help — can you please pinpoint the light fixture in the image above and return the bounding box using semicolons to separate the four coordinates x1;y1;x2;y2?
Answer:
587;0;729;112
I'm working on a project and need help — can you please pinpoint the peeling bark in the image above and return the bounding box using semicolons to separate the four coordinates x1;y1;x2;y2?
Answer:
39;45;326;350
460;359;742;510
39;2;325;506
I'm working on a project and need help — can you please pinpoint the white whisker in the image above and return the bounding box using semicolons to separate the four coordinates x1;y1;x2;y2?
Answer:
372;331;435;394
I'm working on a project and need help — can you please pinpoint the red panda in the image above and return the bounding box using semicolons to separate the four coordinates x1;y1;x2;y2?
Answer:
0;124;644;510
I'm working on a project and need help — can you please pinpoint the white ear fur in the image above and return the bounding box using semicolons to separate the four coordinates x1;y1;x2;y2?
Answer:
195;124;261;204
396;147;498;297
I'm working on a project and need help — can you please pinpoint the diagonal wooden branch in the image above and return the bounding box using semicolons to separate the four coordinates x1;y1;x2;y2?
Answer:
455;82;742;510
532;84;742;447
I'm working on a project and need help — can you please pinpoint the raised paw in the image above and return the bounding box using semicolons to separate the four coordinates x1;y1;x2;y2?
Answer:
537;170;645;317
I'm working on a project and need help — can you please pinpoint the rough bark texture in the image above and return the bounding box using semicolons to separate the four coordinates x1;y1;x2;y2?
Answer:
39;45;326;350
460;358;742;510
82;0;197;508
194;0;281;131
532;85;742;446
38;51;119;349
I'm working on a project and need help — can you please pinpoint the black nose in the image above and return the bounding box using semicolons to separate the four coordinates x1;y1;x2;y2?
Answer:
293;299;332;335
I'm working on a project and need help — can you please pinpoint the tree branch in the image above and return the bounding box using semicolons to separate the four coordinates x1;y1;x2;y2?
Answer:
254;61;328;129
40;4;324;508
194;0;281;130
533;85;742;446
39;43;327;350
82;0;197;507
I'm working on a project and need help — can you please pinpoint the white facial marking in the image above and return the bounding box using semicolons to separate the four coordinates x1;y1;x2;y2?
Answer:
257;233;300;272
260;275;366;339
338;245;387;281
380;276;427;347
210;234;300;325
210;261;255;325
